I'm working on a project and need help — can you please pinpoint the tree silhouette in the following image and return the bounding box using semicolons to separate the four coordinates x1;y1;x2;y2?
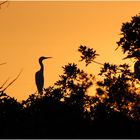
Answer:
55;63;94;112
117;13;140;57
115;13;140;120
1;13;140;138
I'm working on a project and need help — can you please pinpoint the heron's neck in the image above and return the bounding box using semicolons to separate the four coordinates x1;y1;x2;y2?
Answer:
39;61;44;72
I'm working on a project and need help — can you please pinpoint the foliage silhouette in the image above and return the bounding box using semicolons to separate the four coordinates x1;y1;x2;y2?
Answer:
1;13;140;138
117;13;140;57
78;45;99;66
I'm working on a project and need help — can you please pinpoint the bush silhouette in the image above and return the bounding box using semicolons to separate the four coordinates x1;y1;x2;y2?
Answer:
1;13;140;138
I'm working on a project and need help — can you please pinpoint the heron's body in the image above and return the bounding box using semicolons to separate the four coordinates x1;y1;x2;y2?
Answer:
35;66;44;95
35;56;52;96
134;60;140;80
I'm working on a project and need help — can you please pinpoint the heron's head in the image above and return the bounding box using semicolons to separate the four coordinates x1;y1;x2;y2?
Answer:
39;56;52;63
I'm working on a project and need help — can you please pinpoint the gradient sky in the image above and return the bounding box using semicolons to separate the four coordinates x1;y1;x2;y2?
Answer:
0;1;140;101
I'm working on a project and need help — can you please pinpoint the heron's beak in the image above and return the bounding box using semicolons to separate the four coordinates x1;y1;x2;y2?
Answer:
122;55;133;60
46;57;53;59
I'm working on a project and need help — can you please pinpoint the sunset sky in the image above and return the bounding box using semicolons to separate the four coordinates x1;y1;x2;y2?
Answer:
0;1;140;101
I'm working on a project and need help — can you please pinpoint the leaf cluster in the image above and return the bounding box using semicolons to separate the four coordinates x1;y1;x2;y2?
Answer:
117;13;140;57
78;45;99;66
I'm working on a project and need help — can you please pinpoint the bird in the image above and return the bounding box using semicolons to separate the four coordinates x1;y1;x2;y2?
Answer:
122;50;140;80
134;60;140;80
35;56;52;97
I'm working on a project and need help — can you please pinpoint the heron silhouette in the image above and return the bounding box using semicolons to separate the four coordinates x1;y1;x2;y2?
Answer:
35;56;52;97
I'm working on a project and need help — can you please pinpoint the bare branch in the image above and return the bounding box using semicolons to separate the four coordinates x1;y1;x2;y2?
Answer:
0;0;8;9
2;69;23;92
0;1;7;6
0;77;9;89
0;62;7;65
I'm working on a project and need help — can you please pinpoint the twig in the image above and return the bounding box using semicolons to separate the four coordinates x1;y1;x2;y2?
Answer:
2;69;23;92
0;62;7;65
0;1;7;6
93;60;125;72
93;60;104;66
0;77;9;89
0;0;8;9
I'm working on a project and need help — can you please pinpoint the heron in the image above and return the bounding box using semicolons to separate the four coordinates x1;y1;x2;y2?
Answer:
122;51;140;80
35;56;52;97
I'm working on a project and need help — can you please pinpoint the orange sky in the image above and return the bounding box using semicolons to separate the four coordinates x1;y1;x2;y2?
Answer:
0;1;140;101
